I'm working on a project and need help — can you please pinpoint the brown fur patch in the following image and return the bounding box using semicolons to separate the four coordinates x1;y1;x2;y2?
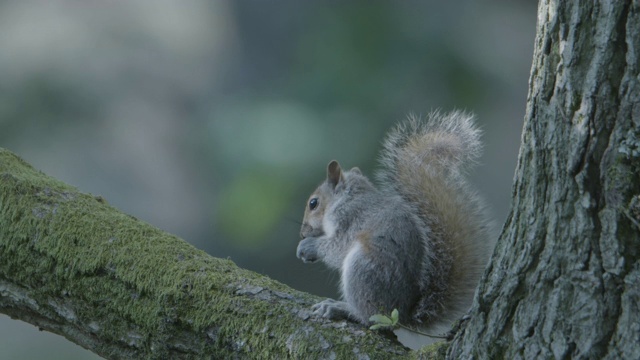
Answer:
356;230;373;254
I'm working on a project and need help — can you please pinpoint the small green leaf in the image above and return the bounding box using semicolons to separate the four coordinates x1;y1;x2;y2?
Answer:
369;324;384;330
391;309;399;324
369;314;392;325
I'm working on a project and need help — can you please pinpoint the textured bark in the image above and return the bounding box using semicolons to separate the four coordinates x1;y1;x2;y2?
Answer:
0;149;409;359
449;1;640;359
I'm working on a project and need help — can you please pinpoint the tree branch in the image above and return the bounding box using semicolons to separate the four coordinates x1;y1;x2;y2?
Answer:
0;148;411;359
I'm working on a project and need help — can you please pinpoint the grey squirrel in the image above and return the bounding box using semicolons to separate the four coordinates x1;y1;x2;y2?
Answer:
296;111;493;334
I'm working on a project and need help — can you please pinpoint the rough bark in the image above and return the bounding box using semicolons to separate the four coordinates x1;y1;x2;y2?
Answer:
0;148;410;359
449;1;640;359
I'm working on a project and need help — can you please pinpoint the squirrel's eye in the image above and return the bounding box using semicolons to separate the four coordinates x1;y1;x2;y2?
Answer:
309;198;319;210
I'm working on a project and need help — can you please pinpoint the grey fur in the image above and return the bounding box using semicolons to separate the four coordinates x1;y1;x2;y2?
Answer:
297;111;494;333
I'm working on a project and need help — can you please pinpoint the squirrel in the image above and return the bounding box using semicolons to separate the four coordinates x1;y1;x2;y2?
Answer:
296;111;494;336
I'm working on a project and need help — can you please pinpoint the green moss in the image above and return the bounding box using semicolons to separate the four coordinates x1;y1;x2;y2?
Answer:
0;148;409;358
412;341;449;360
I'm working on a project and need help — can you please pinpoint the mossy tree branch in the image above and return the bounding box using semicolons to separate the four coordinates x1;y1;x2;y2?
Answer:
0;148;410;359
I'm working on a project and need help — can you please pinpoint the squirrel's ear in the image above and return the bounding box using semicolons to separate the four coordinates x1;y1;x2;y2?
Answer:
327;160;343;188
349;167;362;175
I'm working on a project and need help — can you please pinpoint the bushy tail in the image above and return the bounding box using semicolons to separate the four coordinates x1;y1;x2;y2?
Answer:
378;110;493;328
378;110;482;185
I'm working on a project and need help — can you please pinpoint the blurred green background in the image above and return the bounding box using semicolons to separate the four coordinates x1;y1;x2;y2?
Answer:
0;1;536;358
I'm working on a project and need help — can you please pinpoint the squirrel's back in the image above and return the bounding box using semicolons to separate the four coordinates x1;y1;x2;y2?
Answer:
378;111;494;328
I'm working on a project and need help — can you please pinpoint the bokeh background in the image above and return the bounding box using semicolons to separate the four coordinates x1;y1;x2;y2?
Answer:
0;1;536;358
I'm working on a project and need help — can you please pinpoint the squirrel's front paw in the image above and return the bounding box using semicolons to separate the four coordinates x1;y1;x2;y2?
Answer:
296;238;320;263
311;299;353;321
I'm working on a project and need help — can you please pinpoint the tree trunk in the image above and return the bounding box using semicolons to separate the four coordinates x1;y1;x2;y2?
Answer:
449;1;640;359
0;149;409;359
